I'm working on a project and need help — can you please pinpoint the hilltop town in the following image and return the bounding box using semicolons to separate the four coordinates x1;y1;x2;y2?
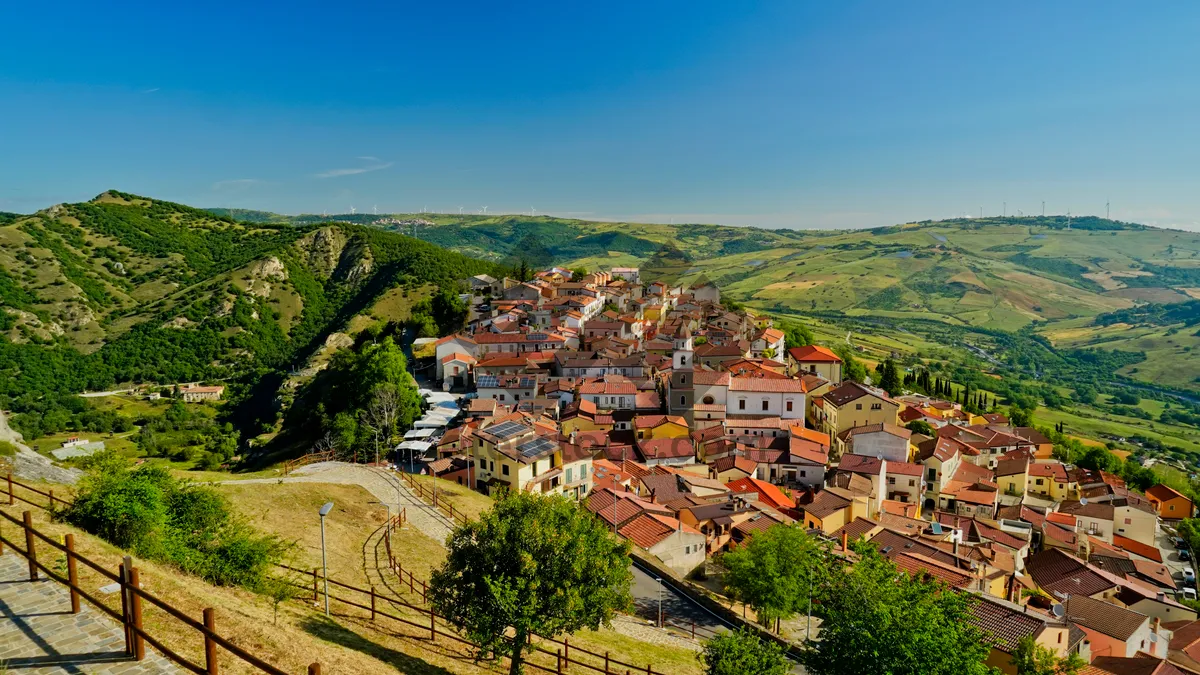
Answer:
409;265;1200;673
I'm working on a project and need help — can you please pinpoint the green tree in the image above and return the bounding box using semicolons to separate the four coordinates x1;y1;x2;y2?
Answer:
428;492;632;675
1009;635;1086;675
720;524;826;630
798;543;997;675
1009;406;1033;427
879;358;902;396
570;267;588;281
782;322;813;350
836;346;867;383
699;629;788;675
430;286;468;335
905;420;935;437
762;346;776;360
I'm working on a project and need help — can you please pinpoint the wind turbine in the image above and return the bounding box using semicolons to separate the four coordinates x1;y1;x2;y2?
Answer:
531;207;537;217
350;205;356;215
458;206;464;215
482;206;488;214
373;205;378;215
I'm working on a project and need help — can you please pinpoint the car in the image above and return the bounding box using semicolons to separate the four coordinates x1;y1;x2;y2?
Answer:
1185;588;1198;601
1184;568;1196;586
1182;549;1193;562
1177;537;1190;551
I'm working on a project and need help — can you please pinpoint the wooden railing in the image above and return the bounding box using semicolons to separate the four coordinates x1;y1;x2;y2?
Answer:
281;450;334;476
397;471;472;527
0;507;320;675
4;474;677;674
379;525;670;674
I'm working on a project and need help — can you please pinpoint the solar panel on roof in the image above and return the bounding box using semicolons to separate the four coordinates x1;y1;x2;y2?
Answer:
517;436;557;458
487;421;529;440
476;375;499;388
528;333;547;340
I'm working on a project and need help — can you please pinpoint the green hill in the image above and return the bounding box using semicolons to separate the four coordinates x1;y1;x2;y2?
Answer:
0;191;500;440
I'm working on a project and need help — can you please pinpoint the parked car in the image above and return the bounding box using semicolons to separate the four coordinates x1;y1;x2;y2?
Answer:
1184;587;1198;601
1182;549;1193;562
1177;537;1190;550
1184;568;1195;586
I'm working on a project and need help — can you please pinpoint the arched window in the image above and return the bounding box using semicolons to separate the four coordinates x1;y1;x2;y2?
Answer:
680;355;687;366
680;395;686;406
702;395;715;405
680;375;687;385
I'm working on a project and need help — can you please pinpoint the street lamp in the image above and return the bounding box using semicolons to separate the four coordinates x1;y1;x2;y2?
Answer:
319;501;334;617
655;577;663;628
372;501;392;537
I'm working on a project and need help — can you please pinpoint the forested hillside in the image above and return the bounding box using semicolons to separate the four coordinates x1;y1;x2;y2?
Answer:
0;192;501;441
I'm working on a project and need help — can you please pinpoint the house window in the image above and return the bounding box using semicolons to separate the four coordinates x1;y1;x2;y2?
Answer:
927;468;936;481
681;356;687;366
477;458;484;468
489;461;495;471
739;399;746;410
1036;479;1044;485
786;400;793;412
1124;518;1132;525
888;477;896;485
566;467;573;483
680;395;686;406
680;374;687;384
871;403;882;411
856;403;863;410
502;464;510;476
762;400;770;411
909;479;916;487
581;465;588;478
800;470;807;477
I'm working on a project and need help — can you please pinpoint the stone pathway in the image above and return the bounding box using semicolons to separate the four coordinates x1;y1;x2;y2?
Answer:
0;553;177;674
214;462;455;543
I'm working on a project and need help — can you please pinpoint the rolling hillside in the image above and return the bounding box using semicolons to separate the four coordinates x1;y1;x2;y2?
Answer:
0;192;500;432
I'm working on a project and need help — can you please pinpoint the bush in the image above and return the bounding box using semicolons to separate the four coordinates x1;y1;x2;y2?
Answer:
60;452;286;588
0;440;17;457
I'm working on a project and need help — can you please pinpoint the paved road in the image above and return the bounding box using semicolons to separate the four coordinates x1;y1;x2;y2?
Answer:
0;553;178;674
628;559;731;640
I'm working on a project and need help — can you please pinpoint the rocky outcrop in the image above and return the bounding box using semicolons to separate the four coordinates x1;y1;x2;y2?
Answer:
294;227;374;283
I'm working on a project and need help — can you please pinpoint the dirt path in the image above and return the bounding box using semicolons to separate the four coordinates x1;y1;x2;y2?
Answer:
0;411;82;484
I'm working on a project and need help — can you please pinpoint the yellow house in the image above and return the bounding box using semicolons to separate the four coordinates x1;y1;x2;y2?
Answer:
470;418;569;497
560;399;614;436
814;381;900;439
634;414;689;441
995;457;1028;497
803;487;868;534
1026;461;1072;501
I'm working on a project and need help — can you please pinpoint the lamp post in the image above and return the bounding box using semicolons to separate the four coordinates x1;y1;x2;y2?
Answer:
319;501;334;617
372;501;392;537
655;577;663;628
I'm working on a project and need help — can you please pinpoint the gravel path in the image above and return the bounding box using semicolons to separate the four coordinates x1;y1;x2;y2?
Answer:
0;411;82;485
213;462;455;543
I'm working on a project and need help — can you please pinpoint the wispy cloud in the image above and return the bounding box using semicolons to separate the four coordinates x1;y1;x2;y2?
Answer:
212;178;263;191
315;158;393;179
140;87;160;94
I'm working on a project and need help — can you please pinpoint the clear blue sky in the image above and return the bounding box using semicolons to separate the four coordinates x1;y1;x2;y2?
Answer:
3;1;1200;230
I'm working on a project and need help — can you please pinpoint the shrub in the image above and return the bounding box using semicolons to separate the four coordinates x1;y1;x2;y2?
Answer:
60;452;286;589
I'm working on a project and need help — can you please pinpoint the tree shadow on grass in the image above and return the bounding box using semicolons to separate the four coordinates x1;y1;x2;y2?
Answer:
299;613;487;675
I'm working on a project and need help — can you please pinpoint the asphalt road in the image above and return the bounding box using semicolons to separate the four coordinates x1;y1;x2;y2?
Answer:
628;560;731;640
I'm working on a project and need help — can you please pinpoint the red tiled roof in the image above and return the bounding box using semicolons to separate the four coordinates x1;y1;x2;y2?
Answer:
725;476;794;510
636;438;695;461
787;345;842;363
619;513;681;550
1112;534;1163;563
727;377;808;393
886;461;924;476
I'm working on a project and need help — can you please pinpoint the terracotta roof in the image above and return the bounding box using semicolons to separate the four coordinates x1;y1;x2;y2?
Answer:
619;513;687;550
691;371;731;386
1065;594;1147;641
892;552;974;588
787;345;842;363
636;438;695;461
804;489;852;520
1082;656;1186;675
710;455;757;476
1028;462;1070;482
1147;483;1191;503
441;351;476;364
725;476;794;510
837;454;884;475
727;377;808;393
885;461;924;476
634;414;688;429
838;422;912;440
966;593;1057;654
829;517;879;545
878;511;926;534
1113;534;1164;563
1131;559;1177;589
1026;548;1118;598
823;381;893;408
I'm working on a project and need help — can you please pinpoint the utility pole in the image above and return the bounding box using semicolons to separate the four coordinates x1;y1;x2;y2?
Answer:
1042;201;1045;217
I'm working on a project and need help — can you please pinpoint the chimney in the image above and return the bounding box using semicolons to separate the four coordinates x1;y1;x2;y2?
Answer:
953;539;959;556
841;529;849;552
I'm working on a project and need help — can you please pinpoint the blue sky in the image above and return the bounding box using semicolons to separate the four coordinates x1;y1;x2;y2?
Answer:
3;1;1200;230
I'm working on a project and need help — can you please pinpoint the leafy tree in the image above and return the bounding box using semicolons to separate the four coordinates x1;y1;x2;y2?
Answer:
430;286;469;335
570;267;588;281
905;420;935;437
699;629;788;675
1009;635;1086;675
1009;406;1033;427
429;492;632;675
782;322;814;350
720;524;826;630
798;543;997;675
1073;385;1097;405
762;347;776;360
836;346;867;383
879;358;902;396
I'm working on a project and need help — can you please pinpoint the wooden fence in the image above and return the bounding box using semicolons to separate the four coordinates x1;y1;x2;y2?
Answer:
0;507;320;675
3;474;674;675
396;471;472;527
281;450;334;476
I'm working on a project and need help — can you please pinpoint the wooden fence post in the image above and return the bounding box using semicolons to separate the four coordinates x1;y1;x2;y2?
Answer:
308;663;321;675
130;567;145;661
203;608;219;675
66;534;80;614
422;580;428;604
7;473;13;505
312;568;319;602
605;652;610;674
370;586;377;621
564;637;570;670
429;609;436;640
48;489;53;509
22;511;37;581
557;648;562;673
118;562;131;655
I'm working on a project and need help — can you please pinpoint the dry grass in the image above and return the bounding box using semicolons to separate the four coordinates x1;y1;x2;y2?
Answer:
408;474;496;522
